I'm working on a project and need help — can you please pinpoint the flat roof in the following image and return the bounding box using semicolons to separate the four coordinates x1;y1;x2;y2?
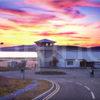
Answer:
35;39;55;43
0;52;37;58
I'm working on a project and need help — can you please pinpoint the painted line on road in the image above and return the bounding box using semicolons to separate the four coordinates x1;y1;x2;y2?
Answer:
66;81;96;100
76;82;96;100
84;86;90;91
91;91;96;100
33;80;55;100
43;82;60;100
76;82;83;86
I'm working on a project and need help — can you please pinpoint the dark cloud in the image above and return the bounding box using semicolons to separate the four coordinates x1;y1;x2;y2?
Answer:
64;8;85;18
0;8;27;15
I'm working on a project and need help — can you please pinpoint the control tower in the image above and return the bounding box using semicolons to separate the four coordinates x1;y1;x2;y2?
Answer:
35;39;56;68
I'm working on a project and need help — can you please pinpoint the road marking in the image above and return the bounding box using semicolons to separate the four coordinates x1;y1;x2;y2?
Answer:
75;82;96;100
76;82;82;86
33;80;55;100
43;82;60;100
91;91;96;100
84;86;90;91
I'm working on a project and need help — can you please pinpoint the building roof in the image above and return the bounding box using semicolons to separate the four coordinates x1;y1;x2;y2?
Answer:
35;39;56;43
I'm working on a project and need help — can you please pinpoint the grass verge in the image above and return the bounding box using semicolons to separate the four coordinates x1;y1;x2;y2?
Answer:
0;76;32;96
0;76;52;100
14;80;52;100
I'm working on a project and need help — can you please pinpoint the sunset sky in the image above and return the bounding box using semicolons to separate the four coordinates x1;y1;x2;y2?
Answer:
0;0;100;47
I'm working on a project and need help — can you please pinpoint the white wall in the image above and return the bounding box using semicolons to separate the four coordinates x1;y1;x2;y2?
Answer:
57;48;100;68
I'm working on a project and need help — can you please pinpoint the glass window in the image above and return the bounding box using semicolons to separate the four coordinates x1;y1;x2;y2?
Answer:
67;60;73;65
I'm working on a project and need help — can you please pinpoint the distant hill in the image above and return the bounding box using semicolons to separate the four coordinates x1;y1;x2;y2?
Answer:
0;45;100;51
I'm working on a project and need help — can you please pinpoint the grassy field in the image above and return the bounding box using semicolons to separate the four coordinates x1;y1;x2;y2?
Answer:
0;76;32;96
0;76;52;100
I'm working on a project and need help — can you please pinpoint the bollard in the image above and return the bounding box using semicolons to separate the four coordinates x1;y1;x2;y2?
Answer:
90;69;94;77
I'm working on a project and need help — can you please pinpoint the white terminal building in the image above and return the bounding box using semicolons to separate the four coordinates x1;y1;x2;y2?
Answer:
35;39;100;68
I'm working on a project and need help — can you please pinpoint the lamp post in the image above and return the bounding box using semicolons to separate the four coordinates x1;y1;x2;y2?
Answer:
20;60;26;80
0;42;4;50
0;42;4;45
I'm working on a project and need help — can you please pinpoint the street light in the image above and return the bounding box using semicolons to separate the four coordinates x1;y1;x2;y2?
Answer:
0;42;4;45
0;42;4;51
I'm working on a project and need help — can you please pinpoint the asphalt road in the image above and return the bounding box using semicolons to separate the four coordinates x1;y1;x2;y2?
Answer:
49;80;94;100
0;69;100;100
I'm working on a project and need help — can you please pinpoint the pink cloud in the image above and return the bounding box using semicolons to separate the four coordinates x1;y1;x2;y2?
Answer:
76;1;100;7
58;32;77;35
0;25;15;30
24;0;38;4
65;23;89;27
10;14;55;25
71;36;90;39
92;22;100;28
32;32;77;36
23;0;100;20
48;0;100;8
0;8;56;25
0;8;28;16
63;8;85;18
11;0;91;20
96;25;100;28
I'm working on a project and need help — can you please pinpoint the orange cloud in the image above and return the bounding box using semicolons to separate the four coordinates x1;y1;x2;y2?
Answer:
0;25;15;30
